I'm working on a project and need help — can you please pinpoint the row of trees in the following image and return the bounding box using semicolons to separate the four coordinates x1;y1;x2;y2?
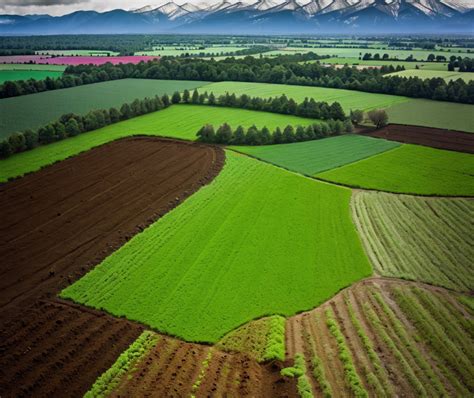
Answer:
0;94;172;159
65;55;474;104
197;119;354;146
176;88;346;121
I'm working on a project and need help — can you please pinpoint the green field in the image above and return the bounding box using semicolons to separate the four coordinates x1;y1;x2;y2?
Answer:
353;192;474;291
36;49;120;56
61;151;372;343
0;79;208;139
319;57;449;71
0;70;63;84
231;135;400;175
203;81;409;111
386;99;474;133
0;104;314;181
386;69;474;82
0;63;66;71
270;47;469;60
317;144;474;196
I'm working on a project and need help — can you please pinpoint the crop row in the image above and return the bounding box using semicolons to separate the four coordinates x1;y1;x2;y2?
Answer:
352;191;474;290
286;279;473;396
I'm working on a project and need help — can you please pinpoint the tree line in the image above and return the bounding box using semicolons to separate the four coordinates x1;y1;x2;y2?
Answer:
3;53;471;103
65;55;474;104
196;120;354;146
448;57;474;73
0;87;347;159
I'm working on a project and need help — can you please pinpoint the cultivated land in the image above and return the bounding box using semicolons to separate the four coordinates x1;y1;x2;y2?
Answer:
0;79;208;139
360;124;474;153
386;69;474;82
61;151;372;343
0;69;63;83
36;49;120;56
287;278;474;397
386;99;474;133
352;192;474;291
203;81;409;111
0;137;223;397
317;144;474;196
0;104;314;181
231;135;400;175
107;333;296;397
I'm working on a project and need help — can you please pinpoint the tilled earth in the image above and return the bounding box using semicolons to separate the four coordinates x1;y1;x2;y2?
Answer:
0;137;224;397
360;123;474;153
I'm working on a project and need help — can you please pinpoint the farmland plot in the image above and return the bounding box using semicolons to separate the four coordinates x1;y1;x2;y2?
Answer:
316;144;474;196
61;151;372;343
0;78;208;139
0;104;313;182
352;191;474;291
232;135;400;175
0;69;63;83
286;279;474;397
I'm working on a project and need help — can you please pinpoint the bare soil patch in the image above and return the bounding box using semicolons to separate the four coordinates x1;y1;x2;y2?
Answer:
359;123;474;153
0;137;224;397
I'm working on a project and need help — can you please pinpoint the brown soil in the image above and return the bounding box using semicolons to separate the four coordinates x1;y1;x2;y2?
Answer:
0;137;224;397
359;123;474;153
112;334;297;398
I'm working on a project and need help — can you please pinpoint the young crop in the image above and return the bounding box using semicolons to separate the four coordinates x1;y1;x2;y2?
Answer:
84;330;158;398
190;350;213;398
281;353;314;398
263;315;286;362
325;309;368;398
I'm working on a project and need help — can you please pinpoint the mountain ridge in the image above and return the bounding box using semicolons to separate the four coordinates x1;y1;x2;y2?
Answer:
0;0;472;35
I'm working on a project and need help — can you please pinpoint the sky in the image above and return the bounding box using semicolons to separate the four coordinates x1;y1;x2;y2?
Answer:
0;0;235;16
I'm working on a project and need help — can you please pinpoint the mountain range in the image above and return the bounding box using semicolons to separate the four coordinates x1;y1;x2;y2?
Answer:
0;0;473;35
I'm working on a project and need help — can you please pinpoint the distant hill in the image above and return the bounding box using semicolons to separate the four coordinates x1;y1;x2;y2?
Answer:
0;0;473;34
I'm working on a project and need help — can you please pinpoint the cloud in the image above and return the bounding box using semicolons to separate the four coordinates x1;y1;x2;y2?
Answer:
2;0;88;6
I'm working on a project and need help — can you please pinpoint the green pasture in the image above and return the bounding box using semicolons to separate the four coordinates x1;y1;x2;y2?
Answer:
0;70;63;84
317;144;474;196
385;69;474;82
231;135;400;175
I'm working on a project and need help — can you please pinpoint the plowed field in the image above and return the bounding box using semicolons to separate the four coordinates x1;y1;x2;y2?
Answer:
0;137;224;397
360;124;474;153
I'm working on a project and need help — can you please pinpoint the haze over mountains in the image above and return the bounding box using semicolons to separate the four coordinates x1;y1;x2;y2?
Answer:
0;0;472;35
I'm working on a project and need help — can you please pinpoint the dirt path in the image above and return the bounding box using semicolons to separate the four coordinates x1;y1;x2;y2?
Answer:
0;137;224;397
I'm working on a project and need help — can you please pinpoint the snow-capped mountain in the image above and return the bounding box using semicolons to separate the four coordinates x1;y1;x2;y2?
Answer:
0;0;472;34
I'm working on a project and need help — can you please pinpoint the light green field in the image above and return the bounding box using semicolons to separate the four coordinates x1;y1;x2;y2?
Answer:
386;99;474;133
317;144;474;196
319;57;448;71
353;192;474;291
0;70;63;84
0;63;66;71
36;49;120;56
61;150;372;343
386;69;474;82
270;47;469;60
203;81;409;111
0;104;314;182
137;46;248;56
0;79;208;140
231;135;400;175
